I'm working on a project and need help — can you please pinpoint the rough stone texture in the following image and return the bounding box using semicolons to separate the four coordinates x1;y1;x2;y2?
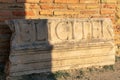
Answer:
0;0;120;63
6;18;115;78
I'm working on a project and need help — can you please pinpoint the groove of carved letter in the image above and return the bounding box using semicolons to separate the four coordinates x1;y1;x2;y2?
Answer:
6;18;115;77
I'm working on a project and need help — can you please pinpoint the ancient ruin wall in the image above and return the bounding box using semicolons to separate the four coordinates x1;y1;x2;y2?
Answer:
6;18;115;77
0;0;118;62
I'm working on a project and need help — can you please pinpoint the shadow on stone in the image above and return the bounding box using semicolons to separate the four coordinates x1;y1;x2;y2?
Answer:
6;19;56;80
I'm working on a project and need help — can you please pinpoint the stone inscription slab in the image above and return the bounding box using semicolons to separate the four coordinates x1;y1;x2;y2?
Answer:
7;18;114;51
6;18;115;77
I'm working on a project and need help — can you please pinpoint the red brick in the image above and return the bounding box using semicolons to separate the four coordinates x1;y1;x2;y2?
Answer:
0;11;12;16
114;25;120;34
40;0;52;3
68;4;86;10
40;4;65;9
67;0;79;3
25;3;40;9
80;0;99;3
102;4;116;9
17;0;39;3
54;0;79;3
40;10;53;15
80;10;99;15
0;0;15;3
12;11;35;16
0;18;11;22
54;0;67;3
101;9;115;14
54;11;79;15
101;0;117;3
86;4;100;9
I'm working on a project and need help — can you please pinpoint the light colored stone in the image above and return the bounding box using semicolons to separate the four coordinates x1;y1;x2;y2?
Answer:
6;18;115;77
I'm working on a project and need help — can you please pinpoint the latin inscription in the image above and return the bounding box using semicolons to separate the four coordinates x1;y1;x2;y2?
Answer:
7;19;114;50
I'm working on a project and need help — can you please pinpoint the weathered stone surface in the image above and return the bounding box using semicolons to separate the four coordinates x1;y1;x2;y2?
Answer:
6;18;115;77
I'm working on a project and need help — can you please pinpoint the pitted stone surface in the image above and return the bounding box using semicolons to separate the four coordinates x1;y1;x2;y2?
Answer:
6;18;115;77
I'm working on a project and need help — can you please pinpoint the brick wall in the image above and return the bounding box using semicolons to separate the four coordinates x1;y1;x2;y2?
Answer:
116;0;120;44
0;0;119;62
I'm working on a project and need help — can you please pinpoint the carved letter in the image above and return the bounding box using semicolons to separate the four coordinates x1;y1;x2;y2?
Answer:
55;21;72;40
35;20;48;41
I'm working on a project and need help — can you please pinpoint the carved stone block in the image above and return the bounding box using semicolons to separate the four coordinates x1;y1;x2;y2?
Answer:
6;18;115;77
